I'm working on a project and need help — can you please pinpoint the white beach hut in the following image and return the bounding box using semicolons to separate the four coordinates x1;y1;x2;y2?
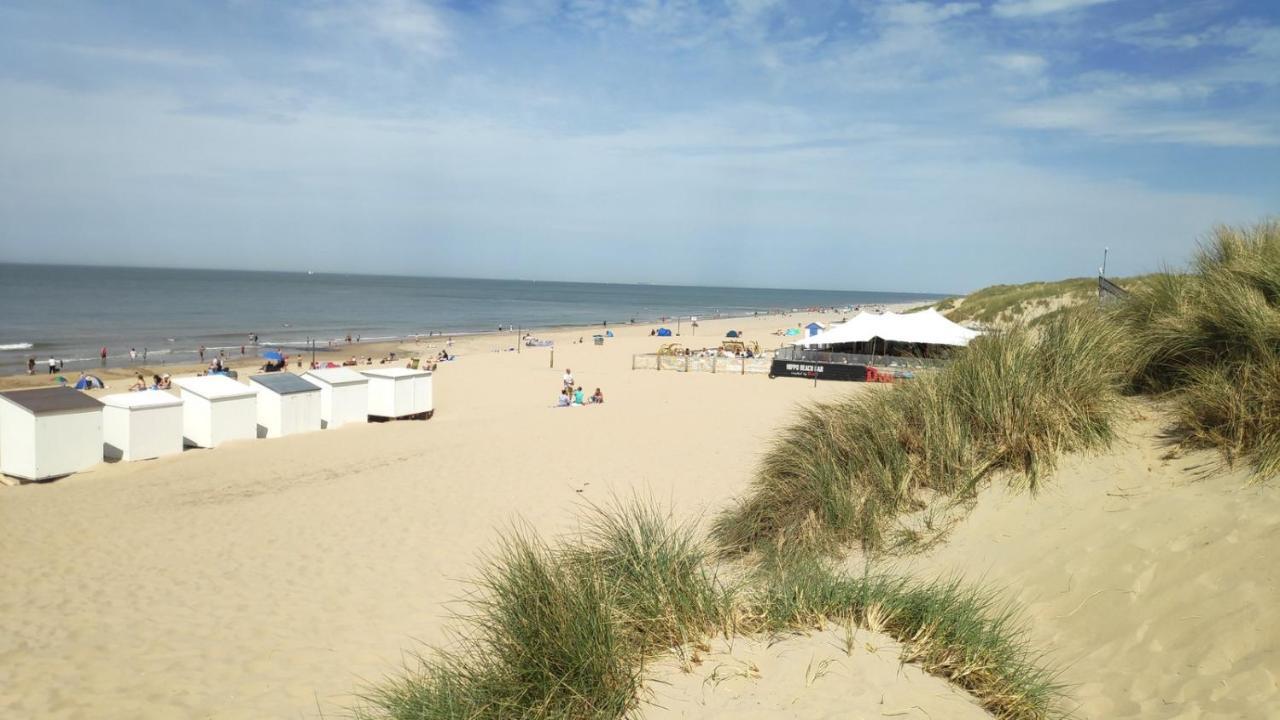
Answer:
249;373;321;438
0;387;103;483
173;375;257;448
101;390;184;461
248;368;322;438
361;367;433;420
301;367;369;429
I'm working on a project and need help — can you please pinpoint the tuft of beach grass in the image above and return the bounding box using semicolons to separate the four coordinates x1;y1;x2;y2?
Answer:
711;309;1132;557
1114;220;1280;478
354;498;1068;720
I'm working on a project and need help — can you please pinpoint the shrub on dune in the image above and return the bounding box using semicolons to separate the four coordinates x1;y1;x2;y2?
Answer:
357;502;1067;720
713;310;1131;556
1116;220;1280;477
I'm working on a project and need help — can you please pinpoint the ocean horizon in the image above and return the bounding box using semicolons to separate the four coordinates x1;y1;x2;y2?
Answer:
0;263;944;373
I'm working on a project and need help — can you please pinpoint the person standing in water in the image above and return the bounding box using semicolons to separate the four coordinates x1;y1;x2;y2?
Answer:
100;347;108;365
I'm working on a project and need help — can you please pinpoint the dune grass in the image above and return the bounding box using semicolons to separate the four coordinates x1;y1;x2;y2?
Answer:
1114;221;1280;478
752;551;1064;720
355;499;1066;720
713;310;1132;556
944;277;1097;326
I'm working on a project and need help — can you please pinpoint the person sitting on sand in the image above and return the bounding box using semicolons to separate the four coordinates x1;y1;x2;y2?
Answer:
160;374;172;390
557;389;571;407
129;373;146;391
151;374;163;390
573;386;585;405
591;388;604;404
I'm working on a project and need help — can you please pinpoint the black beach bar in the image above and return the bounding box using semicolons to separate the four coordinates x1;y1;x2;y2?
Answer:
769;347;868;381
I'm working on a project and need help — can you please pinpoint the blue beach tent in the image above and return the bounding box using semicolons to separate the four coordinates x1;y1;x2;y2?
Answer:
262;350;285;361
656;328;673;337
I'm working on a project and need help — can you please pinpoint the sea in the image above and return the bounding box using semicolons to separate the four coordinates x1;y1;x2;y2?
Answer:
0;264;941;374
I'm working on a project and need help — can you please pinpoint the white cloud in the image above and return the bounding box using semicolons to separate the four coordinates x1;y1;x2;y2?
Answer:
881;1;980;26
1000;95;1279;147
53;43;221;69
305;0;449;57
990;52;1047;74
991;0;1115;19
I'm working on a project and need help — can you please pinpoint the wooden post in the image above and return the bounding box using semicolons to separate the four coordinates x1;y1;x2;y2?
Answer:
684;355;689;373
741;357;746;375
712;355;717;374
550;349;554;368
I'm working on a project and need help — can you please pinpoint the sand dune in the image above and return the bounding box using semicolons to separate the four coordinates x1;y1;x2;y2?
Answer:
642;630;990;719
885;410;1280;718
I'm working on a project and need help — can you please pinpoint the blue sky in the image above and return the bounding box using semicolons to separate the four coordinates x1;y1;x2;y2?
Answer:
0;0;1276;293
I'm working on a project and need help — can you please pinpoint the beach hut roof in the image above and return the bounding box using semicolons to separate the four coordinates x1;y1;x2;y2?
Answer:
101;390;182;410
795;309;981;348
361;367;432;379
173;375;256;400
0;387;102;414
250;373;320;395
303;368;367;386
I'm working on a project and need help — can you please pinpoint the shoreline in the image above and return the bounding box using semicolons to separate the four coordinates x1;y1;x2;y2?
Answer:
0;301;938;390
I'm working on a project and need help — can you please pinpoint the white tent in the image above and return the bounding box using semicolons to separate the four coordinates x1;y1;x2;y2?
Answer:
0;388;104;483
362;368;433;420
302;368;369;429
102;390;184;461
173;375;257;448
795;309;981;348
250;373;322;438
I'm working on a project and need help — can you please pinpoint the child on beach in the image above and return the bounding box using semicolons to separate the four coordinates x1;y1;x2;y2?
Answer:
557;389;571;407
573;386;585;405
591;388;604;404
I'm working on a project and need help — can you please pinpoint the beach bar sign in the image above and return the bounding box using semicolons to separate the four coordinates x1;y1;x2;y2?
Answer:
768;358;868;382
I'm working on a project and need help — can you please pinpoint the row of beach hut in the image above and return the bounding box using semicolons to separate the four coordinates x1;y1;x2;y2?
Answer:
0;367;432;484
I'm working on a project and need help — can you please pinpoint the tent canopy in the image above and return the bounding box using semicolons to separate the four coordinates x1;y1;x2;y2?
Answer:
725;330;739;338
795;309;981;348
656;328;672;337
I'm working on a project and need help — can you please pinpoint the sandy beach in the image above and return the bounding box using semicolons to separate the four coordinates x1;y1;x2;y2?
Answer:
0;309;870;719
4;306;1277;719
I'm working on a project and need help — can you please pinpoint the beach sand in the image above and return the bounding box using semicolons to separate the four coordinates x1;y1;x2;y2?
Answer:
882;410;1280;718
642;629;990;719
0;309;878;719
5;309;1274;719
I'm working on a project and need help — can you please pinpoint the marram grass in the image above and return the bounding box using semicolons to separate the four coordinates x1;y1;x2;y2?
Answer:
354;499;1067;720
1114;220;1280;478
713;310;1132;556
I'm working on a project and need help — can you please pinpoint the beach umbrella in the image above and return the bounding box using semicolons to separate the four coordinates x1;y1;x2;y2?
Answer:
262;350;285;361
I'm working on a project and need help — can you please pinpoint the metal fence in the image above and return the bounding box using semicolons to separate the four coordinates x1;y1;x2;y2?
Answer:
773;345;948;370
1098;275;1129;305
632;353;773;374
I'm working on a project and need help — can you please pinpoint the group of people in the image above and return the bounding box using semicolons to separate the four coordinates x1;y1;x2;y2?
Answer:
129;373;172;391
556;368;604;407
